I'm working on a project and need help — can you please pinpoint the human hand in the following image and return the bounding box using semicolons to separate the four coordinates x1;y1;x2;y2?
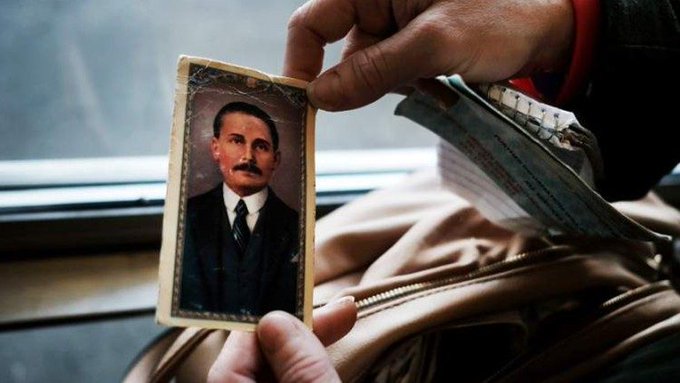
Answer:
207;296;357;383
284;0;574;111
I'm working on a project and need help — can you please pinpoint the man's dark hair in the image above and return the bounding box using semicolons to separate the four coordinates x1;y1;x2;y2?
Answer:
213;102;279;151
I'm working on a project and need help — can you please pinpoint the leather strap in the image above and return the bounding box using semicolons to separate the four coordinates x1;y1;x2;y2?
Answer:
122;328;182;383
149;327;217;383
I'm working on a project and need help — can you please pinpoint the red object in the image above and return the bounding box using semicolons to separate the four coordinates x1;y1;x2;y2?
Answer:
509;77;542;99
556;0;601;105
512;0;601;105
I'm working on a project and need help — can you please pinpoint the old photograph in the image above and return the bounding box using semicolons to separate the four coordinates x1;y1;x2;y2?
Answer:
157;56;314;331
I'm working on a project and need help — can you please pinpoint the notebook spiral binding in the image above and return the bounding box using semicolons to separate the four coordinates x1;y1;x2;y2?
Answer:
476;82;603;189
478;84;579;148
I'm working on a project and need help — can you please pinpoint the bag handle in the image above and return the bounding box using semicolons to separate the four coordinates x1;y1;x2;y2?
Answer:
123;327;217;383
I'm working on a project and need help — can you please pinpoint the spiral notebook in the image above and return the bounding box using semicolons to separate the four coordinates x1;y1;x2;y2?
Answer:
395;75;667;242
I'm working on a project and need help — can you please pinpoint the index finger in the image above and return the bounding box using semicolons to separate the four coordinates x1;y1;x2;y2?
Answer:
283;0;357;80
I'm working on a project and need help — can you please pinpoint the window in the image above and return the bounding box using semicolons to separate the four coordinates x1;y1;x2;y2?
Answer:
1;0;436;162
0;0;438;254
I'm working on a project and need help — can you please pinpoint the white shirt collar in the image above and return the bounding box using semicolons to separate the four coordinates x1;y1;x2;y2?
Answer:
222;183;268;215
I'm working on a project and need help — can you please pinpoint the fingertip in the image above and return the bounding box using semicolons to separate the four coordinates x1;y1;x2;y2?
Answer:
308;70;344;111
308;49;395;111
257;311;302;355
257;311;339;382
313;296;357;346
331;295;357;306
326;295;357;321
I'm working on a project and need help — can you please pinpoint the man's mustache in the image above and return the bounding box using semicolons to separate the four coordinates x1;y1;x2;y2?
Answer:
233;162;262;175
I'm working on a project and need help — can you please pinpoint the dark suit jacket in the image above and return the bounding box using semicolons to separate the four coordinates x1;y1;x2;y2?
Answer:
179;184;299;316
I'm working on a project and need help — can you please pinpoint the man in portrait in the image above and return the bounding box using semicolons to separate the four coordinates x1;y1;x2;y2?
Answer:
179;101;299;316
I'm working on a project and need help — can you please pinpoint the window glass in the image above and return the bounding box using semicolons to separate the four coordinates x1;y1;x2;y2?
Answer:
0;0;436;161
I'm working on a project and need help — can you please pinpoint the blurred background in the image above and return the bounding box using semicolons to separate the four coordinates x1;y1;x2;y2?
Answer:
0;0;436;162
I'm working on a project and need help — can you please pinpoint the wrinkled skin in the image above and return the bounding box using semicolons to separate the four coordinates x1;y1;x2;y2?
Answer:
284;0;573;111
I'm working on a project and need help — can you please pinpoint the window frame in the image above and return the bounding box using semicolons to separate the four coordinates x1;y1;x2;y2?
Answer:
0;148;437;255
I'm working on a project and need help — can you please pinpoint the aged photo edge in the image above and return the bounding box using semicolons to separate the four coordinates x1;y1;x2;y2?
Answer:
303;105;316;329
157;56;315;331
156;56;191;326
182;55;309;89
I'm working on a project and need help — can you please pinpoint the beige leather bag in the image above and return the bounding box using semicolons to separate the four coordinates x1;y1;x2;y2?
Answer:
125;170;680;382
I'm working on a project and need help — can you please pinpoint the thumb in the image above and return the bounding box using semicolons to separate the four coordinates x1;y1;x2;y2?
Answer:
257;311;341;383
308;22;440;111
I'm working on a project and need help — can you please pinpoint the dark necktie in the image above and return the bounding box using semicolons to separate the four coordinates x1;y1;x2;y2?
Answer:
233;199;250;256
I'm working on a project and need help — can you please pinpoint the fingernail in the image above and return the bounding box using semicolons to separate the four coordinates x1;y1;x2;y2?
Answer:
328;295;355;307
309;70;341;110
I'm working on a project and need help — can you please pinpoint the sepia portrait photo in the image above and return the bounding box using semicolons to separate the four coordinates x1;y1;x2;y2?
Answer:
157;56;314;331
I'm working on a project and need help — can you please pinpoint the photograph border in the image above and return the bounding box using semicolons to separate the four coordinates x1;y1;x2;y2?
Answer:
156;56;315;331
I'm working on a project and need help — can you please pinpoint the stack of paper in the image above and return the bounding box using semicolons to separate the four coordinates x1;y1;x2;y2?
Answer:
395;75;666;242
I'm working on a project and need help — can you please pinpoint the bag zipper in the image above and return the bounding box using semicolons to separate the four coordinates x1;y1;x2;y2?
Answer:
354;245;572;313
342;244;573;383
339;244;658;382
598;281;670;312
